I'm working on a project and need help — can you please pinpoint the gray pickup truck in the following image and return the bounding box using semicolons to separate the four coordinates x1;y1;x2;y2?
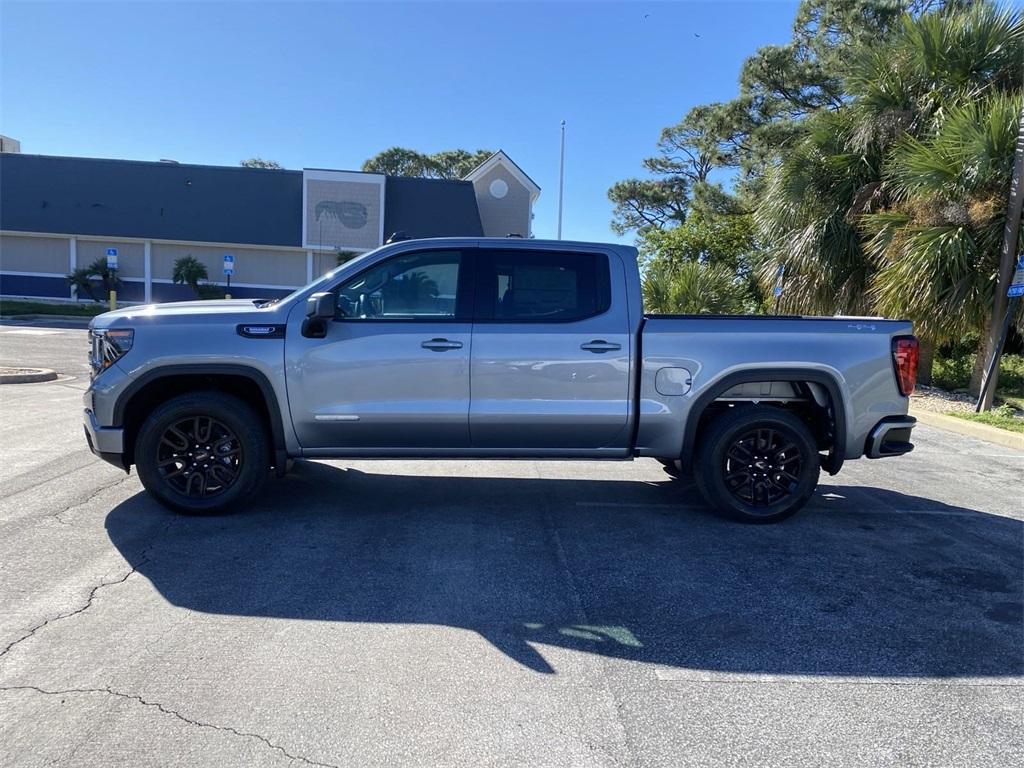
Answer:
84;237;919;523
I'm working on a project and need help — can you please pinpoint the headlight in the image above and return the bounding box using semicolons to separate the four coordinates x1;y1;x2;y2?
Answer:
90;328;134;376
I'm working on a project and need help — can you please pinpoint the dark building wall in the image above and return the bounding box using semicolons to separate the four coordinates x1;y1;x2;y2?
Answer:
0;154;304;247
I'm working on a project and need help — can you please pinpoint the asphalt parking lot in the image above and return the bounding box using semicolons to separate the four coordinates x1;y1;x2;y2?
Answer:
1;319;1022;767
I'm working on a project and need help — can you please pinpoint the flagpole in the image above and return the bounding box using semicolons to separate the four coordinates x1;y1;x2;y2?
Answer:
557;120;566;240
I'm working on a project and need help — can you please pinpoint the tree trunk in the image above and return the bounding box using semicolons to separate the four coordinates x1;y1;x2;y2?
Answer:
969;330;994;398
978;103;1024;409
917;336;935;387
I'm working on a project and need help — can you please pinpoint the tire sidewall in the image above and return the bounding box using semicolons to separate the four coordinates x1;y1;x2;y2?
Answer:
136;392;269;515
696;408;820;523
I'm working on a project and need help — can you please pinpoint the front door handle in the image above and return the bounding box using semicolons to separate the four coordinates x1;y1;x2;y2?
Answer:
580;339;621;353
421;338;463;351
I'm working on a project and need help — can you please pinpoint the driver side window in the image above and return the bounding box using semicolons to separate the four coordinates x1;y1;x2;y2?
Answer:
335;250;464;320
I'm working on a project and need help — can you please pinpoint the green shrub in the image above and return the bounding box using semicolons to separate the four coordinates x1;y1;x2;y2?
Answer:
1000;354;1024;394
932;353;1024;394
932;355;973;390
196;283;225;300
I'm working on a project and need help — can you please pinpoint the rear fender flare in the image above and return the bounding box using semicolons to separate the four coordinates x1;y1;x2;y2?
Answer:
680;367;847;475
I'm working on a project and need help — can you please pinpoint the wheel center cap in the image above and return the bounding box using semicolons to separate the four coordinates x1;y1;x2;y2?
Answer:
754;459;769;470
194;450;210;462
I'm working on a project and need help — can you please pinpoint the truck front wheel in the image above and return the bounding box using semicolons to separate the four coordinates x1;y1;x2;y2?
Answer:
135;391;269;515
693;405;820;523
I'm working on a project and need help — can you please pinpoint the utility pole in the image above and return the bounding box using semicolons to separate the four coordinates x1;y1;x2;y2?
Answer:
557;120;566;240
976;103;1024;411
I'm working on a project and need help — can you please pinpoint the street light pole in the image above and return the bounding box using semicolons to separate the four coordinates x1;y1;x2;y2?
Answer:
557;120;566;240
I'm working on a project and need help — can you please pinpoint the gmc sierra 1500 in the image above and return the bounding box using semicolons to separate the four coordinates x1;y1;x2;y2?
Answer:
84;237;918;523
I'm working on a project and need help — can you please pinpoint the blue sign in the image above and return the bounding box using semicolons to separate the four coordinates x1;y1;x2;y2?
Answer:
105;247;118;269
223;253;234;276
1009;254;1024;298
773;265;785;297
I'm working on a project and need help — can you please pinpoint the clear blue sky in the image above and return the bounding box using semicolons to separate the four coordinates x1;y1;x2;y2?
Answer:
1;0;798;243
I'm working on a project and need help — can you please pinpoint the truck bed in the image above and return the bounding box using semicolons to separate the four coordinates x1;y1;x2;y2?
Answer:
635;314;913;463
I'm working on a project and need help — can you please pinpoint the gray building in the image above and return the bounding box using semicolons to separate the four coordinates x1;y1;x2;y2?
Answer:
0;148;540;302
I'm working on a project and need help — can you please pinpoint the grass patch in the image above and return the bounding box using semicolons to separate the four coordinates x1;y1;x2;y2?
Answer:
998;393;1024;411
949;411;1024;434
0;299;108;317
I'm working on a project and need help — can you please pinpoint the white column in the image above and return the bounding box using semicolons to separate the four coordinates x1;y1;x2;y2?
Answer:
144;240;152;303
69;238;77;300
306;250;314;282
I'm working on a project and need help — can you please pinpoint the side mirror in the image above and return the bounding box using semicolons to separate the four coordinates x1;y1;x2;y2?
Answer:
302;292;334;339
306;292;335;320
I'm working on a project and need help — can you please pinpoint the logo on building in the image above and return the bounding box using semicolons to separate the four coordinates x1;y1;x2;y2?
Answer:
315;200;368;230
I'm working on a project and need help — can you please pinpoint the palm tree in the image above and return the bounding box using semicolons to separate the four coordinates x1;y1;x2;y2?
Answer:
755;108;882;318
856;3;1023;395
172;256;209;297
642;260;750;315
864;93;1024;393
755;2;1023;390
66;259;121;302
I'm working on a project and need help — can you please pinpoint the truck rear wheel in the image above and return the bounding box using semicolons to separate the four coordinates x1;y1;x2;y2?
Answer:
693;405;820;523
135;391;269;515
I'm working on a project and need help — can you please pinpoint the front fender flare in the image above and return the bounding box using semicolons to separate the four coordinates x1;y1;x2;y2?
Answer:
113;363;290;474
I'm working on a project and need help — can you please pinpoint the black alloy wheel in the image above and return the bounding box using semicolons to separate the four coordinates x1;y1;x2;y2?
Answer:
156;415;242;498
722;427;805;507
135;391;269;515
693;405;821;523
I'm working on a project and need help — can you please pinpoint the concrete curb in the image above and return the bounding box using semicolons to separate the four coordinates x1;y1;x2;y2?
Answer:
0;368;59;385
910;408;1024;451
0;314;95;326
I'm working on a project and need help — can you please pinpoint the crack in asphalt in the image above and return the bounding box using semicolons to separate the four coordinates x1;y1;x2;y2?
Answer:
47;473;134;525
0;684;340;768
0;564;140;662
0;518;172;664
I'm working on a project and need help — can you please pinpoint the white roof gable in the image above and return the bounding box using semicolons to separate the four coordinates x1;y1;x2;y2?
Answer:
463;150;541;201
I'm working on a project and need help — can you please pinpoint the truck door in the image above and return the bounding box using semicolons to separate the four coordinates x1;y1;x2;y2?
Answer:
469;247;631;450
285;248;474;450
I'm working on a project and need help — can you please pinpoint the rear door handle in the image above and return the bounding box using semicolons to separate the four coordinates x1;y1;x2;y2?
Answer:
580;339;621;353
421;338;463;351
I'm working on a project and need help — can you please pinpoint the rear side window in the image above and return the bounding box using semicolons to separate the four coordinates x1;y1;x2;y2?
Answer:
477;250;610;322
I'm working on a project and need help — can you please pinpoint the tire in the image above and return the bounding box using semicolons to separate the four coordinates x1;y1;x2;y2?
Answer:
693;405;820;524
135;391;270;515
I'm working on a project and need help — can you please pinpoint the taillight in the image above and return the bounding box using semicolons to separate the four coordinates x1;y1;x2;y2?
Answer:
892;335;919;396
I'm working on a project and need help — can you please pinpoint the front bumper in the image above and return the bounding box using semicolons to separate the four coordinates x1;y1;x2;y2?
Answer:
865;416;916;458
84;408;127;470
